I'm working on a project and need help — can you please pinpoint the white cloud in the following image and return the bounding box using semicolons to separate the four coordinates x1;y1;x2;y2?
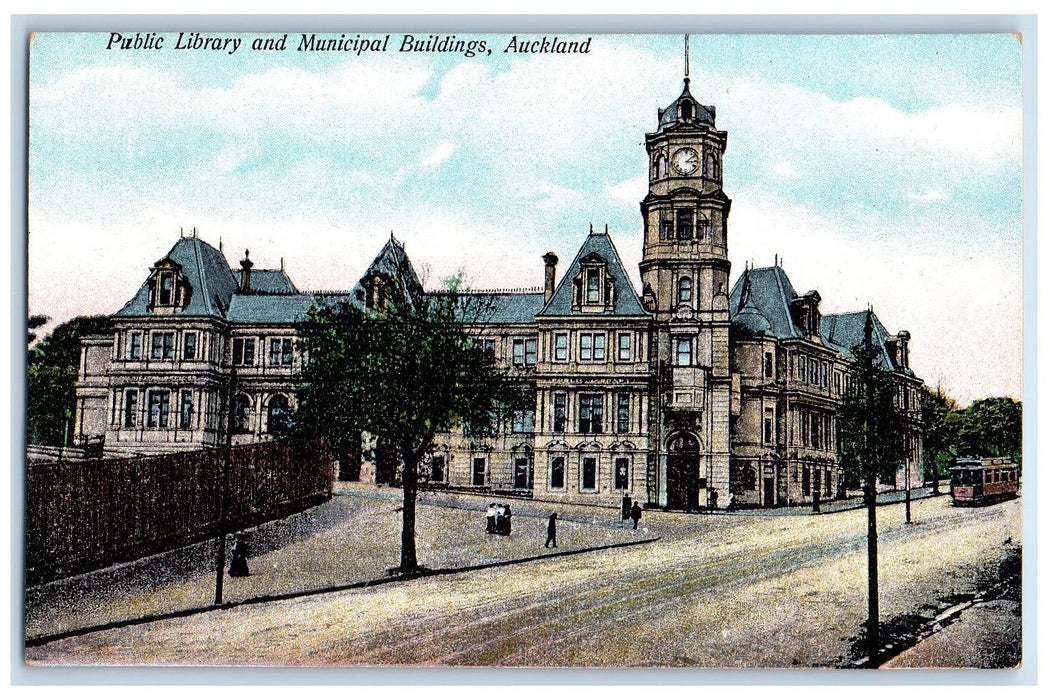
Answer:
907;188;948;202
607;177;646;204
417;141;454;168
773;162;796;177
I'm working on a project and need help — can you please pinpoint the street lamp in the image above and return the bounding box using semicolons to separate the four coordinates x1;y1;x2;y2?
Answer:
215;367;237;605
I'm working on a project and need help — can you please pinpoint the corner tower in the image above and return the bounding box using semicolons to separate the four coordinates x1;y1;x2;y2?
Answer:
641;73;732;510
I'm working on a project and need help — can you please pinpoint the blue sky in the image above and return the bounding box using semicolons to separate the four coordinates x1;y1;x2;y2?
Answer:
27;32;1023;404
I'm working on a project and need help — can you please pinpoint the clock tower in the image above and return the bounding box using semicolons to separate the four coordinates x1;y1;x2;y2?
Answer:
640;75;732;510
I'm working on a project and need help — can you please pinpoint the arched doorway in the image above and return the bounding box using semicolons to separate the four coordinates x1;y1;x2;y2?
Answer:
666;431;701;511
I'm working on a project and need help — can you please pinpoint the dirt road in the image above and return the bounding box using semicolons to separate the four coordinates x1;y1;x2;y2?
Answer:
25;494;1020;667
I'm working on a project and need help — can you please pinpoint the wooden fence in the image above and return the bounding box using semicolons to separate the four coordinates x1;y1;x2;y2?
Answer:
25;438;333;586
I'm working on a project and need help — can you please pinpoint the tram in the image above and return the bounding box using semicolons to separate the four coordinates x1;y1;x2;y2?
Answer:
949;457;1019;506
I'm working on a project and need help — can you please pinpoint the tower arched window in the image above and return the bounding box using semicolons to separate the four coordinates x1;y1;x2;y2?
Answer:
656;154;668;179
679;99;693;121
677;277;693;305
266;394;289;434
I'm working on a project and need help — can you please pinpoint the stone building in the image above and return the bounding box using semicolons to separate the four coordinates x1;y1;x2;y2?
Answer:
72;73;923;509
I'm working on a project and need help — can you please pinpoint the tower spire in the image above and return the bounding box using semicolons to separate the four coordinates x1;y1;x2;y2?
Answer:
685;34;690;80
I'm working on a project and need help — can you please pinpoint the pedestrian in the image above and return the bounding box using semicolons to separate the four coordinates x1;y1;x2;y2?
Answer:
630;501;642;530
709;488;718;511
621;493;632;520
545;512;558;548
486;503;497;533
503;503;512;535
228;534;250;577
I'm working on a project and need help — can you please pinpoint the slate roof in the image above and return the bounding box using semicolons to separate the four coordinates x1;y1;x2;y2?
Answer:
115;237;239;319
729;265;907;373
444;292;548;325
821;311;899;371
657;78;716;131
537;228;649;318
728;266;802;339
249;269;299;294
350;236;425;309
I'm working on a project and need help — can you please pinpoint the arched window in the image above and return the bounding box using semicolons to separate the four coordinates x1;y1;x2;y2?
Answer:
267;394;289;434
234;393;252;434
656;154;668;179
679;99;693;121
677;277;693;305
705;152;717;178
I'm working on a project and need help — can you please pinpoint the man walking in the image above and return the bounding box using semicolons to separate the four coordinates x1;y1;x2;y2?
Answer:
544;512;558;548
630;501;642;530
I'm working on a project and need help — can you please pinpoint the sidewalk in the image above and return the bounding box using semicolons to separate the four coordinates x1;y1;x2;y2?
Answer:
25;484;654;643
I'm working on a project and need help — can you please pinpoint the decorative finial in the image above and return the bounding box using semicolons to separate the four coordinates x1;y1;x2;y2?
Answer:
590;223;594;234
604;223;609;234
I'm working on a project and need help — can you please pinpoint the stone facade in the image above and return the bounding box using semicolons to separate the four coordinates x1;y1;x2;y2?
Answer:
72;75;923;508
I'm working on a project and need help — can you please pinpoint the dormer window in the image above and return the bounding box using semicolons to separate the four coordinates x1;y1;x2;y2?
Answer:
573;253;616;311
679;99;693;121
147;259;189;312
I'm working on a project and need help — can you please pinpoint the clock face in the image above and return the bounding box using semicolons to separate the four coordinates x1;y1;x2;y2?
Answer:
672;147;699;175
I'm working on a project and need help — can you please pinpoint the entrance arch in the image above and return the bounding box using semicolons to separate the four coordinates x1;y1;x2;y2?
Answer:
666;431;701;511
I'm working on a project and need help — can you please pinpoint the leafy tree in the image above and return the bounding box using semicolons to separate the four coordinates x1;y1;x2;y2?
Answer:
28;314;49;345
957;397;1022;464
27;315;113;445
288;285;529;574
920;385;960;492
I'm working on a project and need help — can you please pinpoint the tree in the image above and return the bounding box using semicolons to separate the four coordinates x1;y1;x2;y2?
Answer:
835;311;907;668
28;314;49;345
958;397;1022;464
27;315;113;445
288;284;529;574
920;385;961;493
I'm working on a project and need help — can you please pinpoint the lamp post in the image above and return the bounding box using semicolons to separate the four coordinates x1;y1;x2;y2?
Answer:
215;367;237;605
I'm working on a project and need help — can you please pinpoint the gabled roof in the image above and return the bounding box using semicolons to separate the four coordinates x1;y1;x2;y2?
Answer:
537;228;649;318
728;266;802;339
350;235;425;309
114;237;238;319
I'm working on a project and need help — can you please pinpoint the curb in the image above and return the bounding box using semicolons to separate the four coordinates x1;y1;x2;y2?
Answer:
25;535;660;648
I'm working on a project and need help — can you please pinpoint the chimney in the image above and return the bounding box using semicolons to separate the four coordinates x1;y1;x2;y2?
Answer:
542;252;559;303
240;249;254;291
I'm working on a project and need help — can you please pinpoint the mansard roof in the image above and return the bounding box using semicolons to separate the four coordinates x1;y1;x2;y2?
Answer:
821;310;904;373
115;236;238;319
537;228;649;318
728;266;802;339
249;269;299;294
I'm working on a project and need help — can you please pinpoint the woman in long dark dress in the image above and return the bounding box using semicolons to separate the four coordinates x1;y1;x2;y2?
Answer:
229;535;251;577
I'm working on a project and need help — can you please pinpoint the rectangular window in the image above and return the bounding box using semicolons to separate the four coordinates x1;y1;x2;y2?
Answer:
616;392;630;434
514;457;530;489
834;372;842;395
614;457;629;490
821;362;828;387
797;355;806;381
764;352;774;378
183;332;197;360
512;410;535;434
676;208;694;240
472;457;486;486
151;332;174;360
124;390;138;428
675;337;692;366
578;394;604;434
554;333;568;361
617;333;631;361
179;390;194;429
553;393;567;433
525;338;537;366
483;339;496;356
586;268;600;303
579;333;605;361
581;456;598;490
147;390;170;428
550;456;565;489
128;332;142;360
513;339;525;366
158;272;174;305
269;338;293;366
233;338;255;366
430;455;446;482
660;217;673;240
763;407;775;444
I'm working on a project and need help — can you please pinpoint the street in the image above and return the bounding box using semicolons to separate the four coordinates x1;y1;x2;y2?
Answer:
25;490;1021;668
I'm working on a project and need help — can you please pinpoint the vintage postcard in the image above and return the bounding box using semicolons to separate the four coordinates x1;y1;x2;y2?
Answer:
22;28;1025;672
